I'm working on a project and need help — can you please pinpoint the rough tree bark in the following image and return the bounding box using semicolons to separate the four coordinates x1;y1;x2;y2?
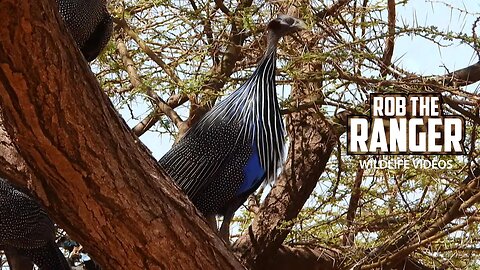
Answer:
0;108;34;191
0;0;242;269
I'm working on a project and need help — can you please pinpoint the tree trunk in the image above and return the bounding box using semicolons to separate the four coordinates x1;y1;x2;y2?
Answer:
0;0;242;269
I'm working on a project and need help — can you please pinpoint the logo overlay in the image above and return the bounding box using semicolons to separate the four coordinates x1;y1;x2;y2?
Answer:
347;93;465;169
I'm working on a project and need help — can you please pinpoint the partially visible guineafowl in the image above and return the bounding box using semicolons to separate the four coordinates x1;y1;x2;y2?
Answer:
57;0;113;61
0;178;70;270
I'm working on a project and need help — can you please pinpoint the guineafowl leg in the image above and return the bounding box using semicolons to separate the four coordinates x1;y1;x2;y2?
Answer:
219;210;235;243
206;215;217;231
4;247;34;270
24;241;70;270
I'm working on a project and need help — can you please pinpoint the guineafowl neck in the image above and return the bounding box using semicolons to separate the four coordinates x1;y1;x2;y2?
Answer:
256;33;279;76
265;31;280;56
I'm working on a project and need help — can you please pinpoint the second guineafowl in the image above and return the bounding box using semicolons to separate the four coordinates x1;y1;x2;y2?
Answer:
0;178;70;270
57;0;113;61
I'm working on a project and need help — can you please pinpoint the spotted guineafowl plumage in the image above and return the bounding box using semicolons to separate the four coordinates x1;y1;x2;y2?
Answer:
159;15;306;240
57;0;113;61
0;178;70;269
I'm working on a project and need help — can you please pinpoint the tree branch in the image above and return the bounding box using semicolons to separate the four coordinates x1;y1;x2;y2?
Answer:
113;17;182;85
343;160;365;246
380;0;396;77
115;33;185;130
356;168;480;269
436;61;480;87
214;0;232;16
315;0;353;20
131;94;189;137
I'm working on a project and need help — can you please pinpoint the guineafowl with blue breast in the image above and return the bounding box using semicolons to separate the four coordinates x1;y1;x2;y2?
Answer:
159;15;306;240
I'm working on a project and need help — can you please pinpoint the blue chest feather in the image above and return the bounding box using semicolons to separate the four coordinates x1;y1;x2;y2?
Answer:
236;146;265;196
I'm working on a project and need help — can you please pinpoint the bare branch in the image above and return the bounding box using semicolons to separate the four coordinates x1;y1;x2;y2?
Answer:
116;33;185;129
436;61;480;87
113;17;182;85
131;94;189;137
343;160;365;246
214;0;232;16
380;0;396;77
314;0;353;20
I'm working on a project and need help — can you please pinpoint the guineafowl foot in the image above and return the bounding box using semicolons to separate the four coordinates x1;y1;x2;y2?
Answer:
219;209;236;244
206;215;217;231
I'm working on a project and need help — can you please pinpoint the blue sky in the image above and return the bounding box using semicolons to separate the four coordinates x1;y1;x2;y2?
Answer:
395;0;479;75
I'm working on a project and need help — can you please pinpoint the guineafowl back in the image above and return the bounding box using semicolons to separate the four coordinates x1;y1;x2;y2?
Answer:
57;0;112;61
161;119;255;215
0;179;54;249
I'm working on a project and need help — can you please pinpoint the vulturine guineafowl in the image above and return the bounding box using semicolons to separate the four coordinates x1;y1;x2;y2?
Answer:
0;178;70;270
159;15;306;240
57;0;113;61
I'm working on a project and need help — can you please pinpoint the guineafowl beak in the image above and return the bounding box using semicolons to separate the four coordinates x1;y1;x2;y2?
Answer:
291;18;307;32
287;18;307;44
269;15;308;37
